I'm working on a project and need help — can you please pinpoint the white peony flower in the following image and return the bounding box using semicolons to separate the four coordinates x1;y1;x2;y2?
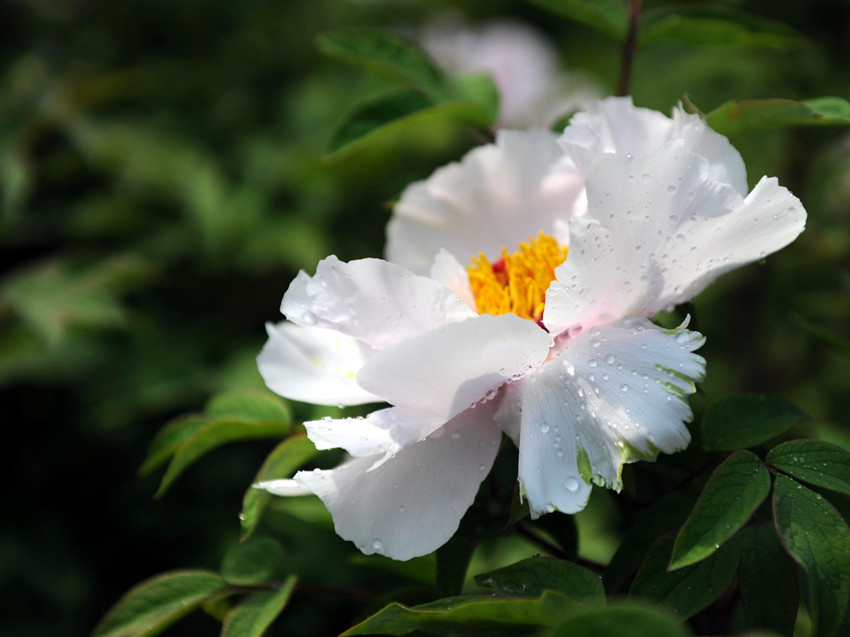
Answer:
257;98;806;561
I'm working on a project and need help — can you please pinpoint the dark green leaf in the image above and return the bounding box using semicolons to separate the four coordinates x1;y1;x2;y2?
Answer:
475;556;604;604
316;28;451;99
640;7;802;49
92;570;232;637
702;395;807;452
767;440;850;495
529;0;628;40
630;534;738;619
206;391;291;425
550;602;690;637
240;435;321;540
221;575;297;637
156;419;291;497
738;525;798;635
705;97;850;136
773;475;850;637
670;450;770;569
138;415;207;476
325;89;493;160
220;537;285;586
341;592;582;636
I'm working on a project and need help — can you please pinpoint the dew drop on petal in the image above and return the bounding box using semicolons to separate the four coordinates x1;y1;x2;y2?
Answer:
565;477;580;493
620;384;629;392
539;423;550;434
605;355;615;365
372;539;383;552
675;332;690;344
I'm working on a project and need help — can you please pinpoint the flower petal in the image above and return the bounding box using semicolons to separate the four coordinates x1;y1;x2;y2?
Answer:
510;317;705;518
281;256;475;348
290;402;503;561
544;142;805;333
257;322;380;406
357;313;552;425
429;249;476;310
387;130;582;274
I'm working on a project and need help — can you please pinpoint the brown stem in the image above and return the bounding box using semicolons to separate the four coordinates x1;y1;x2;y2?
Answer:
617;0;644;96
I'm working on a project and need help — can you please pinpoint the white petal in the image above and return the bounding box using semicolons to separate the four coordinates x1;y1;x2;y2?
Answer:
512;317;705;518
357;313;552;425
254;479;312;496
387;130;582;274
429;249;476;310
281;256;475;348
292;402;503;560
544;142;806;333
257;322;380;406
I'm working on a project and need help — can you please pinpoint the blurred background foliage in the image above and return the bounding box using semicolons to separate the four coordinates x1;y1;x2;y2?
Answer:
2;0;849;635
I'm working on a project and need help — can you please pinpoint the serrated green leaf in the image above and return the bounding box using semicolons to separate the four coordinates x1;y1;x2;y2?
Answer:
630;534;738;619
240;435;321;540
341;591;582;636
206;391;290;425
221;576;297;637
220;536;285;586
92;570;232;637
529;0;628;40
639;7;802;49
773;475;850;637
325;89;493;160
550;602;690;637
767;440;850;495
670;450;770;569
316;27;451;99
138;415;208;476
737;524;798;635
705;97;850;136
156;419;291;497
702;395;807;452
475;556;603;604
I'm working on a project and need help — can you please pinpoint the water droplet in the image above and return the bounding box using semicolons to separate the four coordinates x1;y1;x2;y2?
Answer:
675;332;690;344
478;464;487;471
372;539;384;551
605;355;615;365
398;505;405;513
588;359;598;368
620;384;629;392
565;477;580;493
667;184;677;193
539;423;550;434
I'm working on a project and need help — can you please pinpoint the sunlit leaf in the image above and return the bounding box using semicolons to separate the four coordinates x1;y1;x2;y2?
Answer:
341;591;582;636
738;524;798;635
221;576;297;637
702;395;807;452
92;570;232;637
475;556;604;604
316;27;451;99
550;602;690;637
529;0;628;40
773;475;850;637
220;536;285;586
705;97;850;136
670;450;770;569
240;435;321;540
767;440;850;495
205;391;291;425
630;534;738;619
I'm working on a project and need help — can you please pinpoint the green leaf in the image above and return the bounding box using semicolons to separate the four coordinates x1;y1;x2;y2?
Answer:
529;0;628;41
704;97;850;136
341;591;582;636
767;440;850;495
550;602;690;637
240;435;321;540
737;525;798;635
92;570;232;637
475;556;604;604
156;419;291;497
221;576;297;637
639;7;802;49
206;391;291;425
630;534;738;619
451;72;500;124
670;450;771;569
220;536;285;586
702;395;807;452
773;475;850;637
138;415;208;476
316;27;451;99
325;89;493;160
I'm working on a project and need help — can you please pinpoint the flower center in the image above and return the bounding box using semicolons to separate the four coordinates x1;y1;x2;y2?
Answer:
467;231;568;323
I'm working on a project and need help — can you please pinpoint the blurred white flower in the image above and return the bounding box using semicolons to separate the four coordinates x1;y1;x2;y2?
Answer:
422;18;600;128
257;98;806;560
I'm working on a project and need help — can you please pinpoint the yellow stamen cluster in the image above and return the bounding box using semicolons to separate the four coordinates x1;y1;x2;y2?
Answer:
467;232;568;323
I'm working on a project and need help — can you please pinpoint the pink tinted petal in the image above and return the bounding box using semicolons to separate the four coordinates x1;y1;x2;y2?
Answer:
292;402;503;560
357;313;552;423
281;256;475;348
257;322;379;406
